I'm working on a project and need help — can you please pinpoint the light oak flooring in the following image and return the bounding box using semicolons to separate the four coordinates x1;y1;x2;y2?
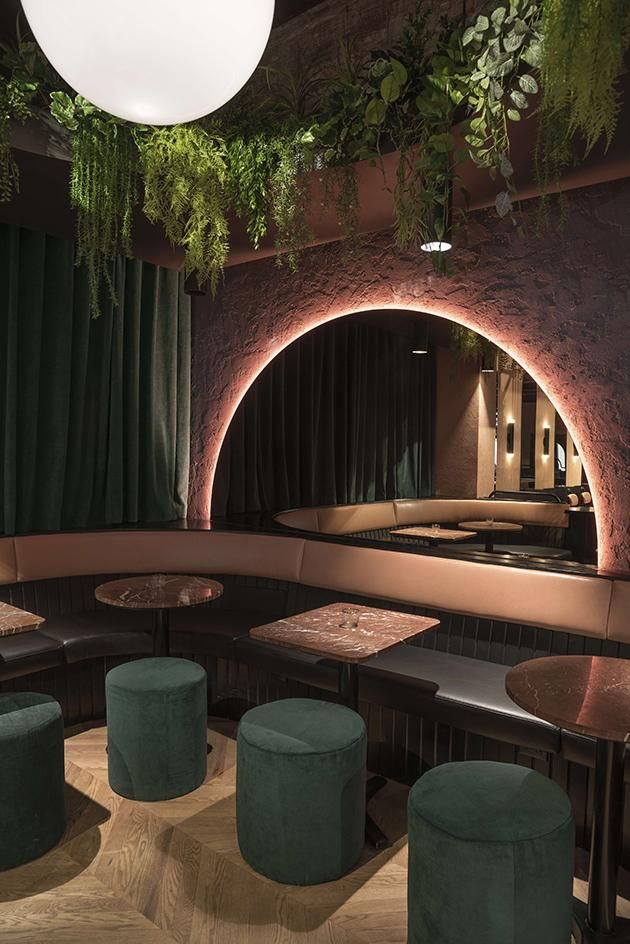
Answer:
0;721;628;944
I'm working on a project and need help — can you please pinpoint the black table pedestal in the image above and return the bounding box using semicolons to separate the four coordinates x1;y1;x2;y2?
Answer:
337;662;391;851
153;609;170;656
573;739;630;942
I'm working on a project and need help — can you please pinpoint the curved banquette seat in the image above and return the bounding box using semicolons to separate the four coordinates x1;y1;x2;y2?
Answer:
273;498;570;535
1;529;629;768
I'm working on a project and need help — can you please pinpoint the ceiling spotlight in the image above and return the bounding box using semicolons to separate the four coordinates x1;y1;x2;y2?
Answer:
420;241;452;253
412;349;428;355
21;0;275;126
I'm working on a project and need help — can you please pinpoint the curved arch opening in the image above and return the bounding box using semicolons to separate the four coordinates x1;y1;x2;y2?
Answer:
209;305;598;568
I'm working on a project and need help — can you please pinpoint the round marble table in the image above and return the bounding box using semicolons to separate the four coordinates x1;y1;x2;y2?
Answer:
95;575;223;656
458;519;523;553
506;655;630;942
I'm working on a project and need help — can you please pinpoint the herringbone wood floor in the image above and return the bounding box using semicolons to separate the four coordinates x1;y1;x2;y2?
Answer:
0;722;627;943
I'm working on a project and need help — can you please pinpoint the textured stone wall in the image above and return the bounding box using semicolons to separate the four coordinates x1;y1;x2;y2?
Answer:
263;0;485;80
190;178;630;574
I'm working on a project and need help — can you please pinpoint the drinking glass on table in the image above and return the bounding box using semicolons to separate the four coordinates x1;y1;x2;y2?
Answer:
339;606;359;629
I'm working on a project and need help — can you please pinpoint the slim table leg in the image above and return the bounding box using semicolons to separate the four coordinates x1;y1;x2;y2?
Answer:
337;662;391;851
339;663;359;711
485;534;493;553
154;608;170;656
573;738;630;942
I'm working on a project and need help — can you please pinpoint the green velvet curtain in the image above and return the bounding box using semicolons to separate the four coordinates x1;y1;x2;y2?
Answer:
0;223;191;534
213;315;433;516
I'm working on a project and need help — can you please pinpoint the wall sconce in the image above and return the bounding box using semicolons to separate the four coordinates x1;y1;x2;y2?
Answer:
573;442;579;458
506;422;515;455
420;182;452;253
543;427;550;457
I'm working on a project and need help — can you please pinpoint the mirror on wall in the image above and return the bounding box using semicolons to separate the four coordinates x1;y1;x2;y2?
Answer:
213;311;596;566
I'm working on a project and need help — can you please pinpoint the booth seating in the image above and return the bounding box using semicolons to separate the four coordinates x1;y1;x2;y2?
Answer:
1;528;630;863
407;762;575;944
273;497;570;536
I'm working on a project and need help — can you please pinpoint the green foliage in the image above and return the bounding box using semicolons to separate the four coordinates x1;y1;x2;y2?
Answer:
270;128;316;270
136;124;229;292
2;0;630;310
52;93;137;316
537;0;630;192
0;18;47;201
136;125;228;295
225;133;274;250
451;323;498;363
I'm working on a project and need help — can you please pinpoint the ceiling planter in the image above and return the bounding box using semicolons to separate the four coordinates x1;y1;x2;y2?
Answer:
20;0;275;125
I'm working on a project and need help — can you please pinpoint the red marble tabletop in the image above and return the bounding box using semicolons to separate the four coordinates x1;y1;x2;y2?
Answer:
250;603;440;663
0;601;45;637
95;575;223;610
391;526;477;542
459;520;523;533
506;655;630;742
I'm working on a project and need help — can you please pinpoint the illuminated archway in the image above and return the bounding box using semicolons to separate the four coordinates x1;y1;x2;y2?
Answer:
189;188;630;577
199;301;600;565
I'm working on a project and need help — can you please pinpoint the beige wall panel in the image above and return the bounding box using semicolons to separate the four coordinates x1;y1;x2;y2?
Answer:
496;368;523;491
477;372;497;497
565;431;583;487
535;388;556;489
433;347;480;497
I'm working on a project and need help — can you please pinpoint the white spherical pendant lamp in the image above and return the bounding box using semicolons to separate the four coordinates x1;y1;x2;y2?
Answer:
21;0;275;125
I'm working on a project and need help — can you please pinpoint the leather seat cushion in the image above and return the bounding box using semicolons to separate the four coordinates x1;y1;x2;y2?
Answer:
234;637;339;693
41;610;153;663
361;646;560;753
0;631;64;681
169;608;280;658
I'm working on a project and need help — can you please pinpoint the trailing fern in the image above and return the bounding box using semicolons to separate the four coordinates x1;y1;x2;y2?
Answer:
51;93;137;316
2;0;630;310
136;124;229;294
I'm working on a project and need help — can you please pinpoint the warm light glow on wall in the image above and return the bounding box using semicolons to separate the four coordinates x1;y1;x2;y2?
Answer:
201;300;602;568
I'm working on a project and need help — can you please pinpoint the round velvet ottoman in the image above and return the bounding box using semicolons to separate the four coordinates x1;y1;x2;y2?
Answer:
106;657;207;801
236;698;366;885
0;693;66;871
407;761;574;944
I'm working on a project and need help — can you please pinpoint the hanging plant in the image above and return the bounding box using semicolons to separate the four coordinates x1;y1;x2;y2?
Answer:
50;92;137;316
537;0;630;193
0;19;48;201
225;132;275;250
135;124;229;294
4;0;630;306
270;127;316;270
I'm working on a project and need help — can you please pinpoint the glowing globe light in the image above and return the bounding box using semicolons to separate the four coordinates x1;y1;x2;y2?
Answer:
21;0;275;125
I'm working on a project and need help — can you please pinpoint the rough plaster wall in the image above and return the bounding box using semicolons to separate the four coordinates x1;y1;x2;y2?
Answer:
261;0;485;82
190;178;630;574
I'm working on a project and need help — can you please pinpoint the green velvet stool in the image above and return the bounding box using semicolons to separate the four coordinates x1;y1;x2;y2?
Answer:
106;657;208;801
407;761;575;944
0;693;66;871
237;698;366;885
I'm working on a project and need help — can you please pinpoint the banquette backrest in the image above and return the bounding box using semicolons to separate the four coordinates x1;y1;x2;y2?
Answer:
0;530;627;644
274;498;569;535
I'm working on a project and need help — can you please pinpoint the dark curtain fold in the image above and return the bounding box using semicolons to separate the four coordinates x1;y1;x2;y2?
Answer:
0;223;191;535
213;316;433;516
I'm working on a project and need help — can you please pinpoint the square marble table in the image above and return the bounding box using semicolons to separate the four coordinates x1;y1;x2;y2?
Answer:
251;603;440;850
0;601;45;637
390;525;477;546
